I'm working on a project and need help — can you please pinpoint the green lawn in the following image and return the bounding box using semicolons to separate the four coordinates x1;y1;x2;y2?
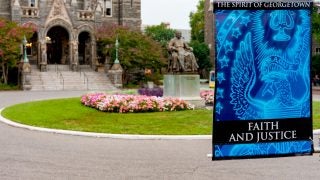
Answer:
313;101;320;129
1;98;212;135
1;98;320;135
0;83;19;91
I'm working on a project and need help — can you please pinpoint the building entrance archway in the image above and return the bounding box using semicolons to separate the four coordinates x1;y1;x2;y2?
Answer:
46;26;69;64
26;32;38;65
78;32;91;65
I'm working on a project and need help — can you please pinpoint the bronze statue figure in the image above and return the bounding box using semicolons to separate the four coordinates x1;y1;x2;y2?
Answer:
167;31;199;73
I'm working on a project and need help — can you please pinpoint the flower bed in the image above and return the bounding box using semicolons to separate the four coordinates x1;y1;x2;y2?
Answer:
81;93;193;113
200;90;214;105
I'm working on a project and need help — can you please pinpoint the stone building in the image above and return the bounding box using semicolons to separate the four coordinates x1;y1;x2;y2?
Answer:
0;0;141;71
204;0;214;69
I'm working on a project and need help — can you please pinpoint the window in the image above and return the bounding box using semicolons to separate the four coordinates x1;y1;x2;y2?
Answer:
104;0;112;17
29;0;37;7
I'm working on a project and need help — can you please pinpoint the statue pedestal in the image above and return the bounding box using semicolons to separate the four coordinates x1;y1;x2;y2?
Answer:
22;63;32;90
164;74;204;107
108;63;123;88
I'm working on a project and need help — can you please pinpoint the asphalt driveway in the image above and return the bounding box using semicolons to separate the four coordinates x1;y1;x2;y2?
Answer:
0;91;319;180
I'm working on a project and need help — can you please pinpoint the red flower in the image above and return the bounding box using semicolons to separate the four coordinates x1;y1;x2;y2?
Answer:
0;20;5;28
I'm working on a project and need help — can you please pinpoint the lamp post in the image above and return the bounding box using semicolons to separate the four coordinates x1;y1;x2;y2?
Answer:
22;35;29;63
109;35;123;88
21;35;32;90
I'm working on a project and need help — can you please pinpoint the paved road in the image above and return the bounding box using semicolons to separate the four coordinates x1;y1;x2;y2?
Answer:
0;91;320;180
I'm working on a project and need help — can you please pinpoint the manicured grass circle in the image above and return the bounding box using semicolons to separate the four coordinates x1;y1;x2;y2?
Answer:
1;98;212;135
2;98;320;135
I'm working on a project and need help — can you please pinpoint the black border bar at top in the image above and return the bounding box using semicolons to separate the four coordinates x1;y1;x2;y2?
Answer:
213;0;314;10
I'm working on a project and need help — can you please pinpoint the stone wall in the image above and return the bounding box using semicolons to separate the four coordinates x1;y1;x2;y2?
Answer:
0;0;141;30
20;0;28;6
0;0;141;71
0;1;10;19
122;0;141;30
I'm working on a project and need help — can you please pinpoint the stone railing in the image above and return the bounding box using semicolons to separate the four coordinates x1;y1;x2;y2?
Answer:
21;6;39;18
78;10;94;21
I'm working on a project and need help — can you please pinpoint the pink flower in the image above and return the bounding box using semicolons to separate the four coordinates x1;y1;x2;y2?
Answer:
81;93;192;113
0;20;5;28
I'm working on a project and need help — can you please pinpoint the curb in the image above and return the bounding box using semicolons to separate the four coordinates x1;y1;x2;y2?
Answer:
313;129;320;135
1;108;320;146
0;108;211;140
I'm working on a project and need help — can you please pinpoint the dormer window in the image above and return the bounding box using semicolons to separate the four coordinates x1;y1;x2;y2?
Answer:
104;0;112;17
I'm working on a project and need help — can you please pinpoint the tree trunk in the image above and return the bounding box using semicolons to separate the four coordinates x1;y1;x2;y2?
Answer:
1;62;8;84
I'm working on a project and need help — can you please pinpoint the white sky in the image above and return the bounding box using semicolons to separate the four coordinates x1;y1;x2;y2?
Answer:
141;0;199;30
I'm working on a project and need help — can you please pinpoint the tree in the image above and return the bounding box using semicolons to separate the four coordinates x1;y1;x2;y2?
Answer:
312;55;320;77
0;18;33;84
144;23;176;48
189;0;205;43
312;6;320;43
189;0;212;78
96;24;166;85
311;6;320;80
189;40;212;78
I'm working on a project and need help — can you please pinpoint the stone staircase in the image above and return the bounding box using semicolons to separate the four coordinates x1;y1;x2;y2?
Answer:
29;65;117;91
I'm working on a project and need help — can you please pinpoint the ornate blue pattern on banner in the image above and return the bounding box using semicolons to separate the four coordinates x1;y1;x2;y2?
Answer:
215;10;310;121
213;7;312;159
214;141;312;158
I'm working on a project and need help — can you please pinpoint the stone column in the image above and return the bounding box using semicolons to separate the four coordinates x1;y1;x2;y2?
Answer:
37;41;41;66
71;40;78;71
91;40;98;69
69;40;73;68
40;40;47;72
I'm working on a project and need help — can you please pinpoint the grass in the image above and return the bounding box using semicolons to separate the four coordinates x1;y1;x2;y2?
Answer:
1;98;212;135
313;101;320;129
1;98;320;135
0;83;19;91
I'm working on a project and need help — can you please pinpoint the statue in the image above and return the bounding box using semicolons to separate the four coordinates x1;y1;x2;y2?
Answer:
167;31;199;73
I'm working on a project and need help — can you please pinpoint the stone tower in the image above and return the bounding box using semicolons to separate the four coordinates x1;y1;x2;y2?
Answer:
0;0;141;71
204;0;215;69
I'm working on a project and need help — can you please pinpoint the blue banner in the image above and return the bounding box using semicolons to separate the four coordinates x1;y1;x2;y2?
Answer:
213;1;313;160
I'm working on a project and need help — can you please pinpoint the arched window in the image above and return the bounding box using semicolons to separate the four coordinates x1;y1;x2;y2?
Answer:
104;0;112;17
29;0;37;7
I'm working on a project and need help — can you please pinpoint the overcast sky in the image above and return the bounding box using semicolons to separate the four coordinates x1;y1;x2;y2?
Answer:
141;0;199;30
